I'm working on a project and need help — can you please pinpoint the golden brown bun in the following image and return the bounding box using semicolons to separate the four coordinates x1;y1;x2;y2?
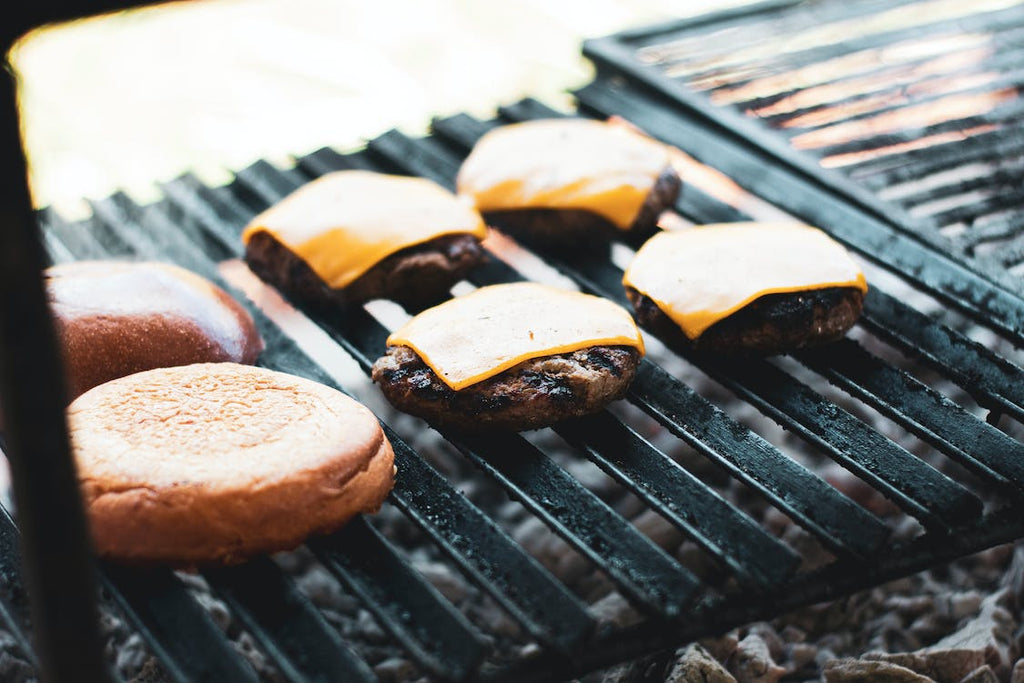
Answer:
68;363;395;567
47;261;264;400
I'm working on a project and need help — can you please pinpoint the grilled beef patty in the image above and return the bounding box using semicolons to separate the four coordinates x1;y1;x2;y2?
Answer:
483;166;681;251
245;231;485;311
371;344;641;431
626;286;864;355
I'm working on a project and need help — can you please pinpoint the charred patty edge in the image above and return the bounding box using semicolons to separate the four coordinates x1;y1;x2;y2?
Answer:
482;165;681;251
245;231;486;310
625;285;865;355
371;344;642;431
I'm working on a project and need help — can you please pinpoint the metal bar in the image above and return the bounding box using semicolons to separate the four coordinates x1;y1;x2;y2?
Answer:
813;98;1024;158
385;432;596;654
204;558;375;683
0;505;38;666
798;339;1024;493
554;416;800;588
448;430;700;618
854;126;1024;187
101;566;259;683
311;518;487;682
0;38;111;683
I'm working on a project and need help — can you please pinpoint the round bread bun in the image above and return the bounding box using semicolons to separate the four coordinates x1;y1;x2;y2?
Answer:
47;261;264;400
69;363;395;567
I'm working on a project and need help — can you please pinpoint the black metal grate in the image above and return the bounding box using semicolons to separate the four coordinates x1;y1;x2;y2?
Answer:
584;0;1024;337
0;93;1019;681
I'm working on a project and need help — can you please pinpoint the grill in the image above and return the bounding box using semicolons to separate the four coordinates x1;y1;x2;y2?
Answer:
4;2;1024;682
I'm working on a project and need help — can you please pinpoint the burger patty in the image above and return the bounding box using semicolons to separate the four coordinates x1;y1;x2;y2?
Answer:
245;231;486;310
626;286;865;355
483;166;681;251
371;344;642;431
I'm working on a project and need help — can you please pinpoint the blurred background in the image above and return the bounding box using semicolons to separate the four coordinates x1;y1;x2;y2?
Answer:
9;0;742;217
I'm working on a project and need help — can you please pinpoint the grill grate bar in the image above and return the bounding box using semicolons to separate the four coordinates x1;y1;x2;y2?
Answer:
706;9;1024;108
102;566;259;683
807;97;1024;159
749;47;1024;129
853;126;1024;186
146;177;602;658
554;415;801;588
927;184;1024;228
204;559;376;683
573;79;1024;338
638;0;938;81
0;505;40;668
311;518;486;682
384;431;596;654
953;211;1024;252
447;431;700;617
221;161;704;618
797;340;1024;492
895;160;1024;215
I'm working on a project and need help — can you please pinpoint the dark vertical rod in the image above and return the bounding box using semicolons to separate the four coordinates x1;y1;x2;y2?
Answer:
0;52;111;683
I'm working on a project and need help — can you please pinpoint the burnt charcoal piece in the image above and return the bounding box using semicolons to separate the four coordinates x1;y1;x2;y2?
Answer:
371;344;641;431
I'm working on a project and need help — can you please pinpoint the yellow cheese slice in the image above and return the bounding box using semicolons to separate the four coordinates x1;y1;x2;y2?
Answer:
456;119;672;229
242;171;487;289
387;282;645;390
623;223;868;339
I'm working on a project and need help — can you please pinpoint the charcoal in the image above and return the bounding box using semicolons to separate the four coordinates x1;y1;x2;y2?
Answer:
925;589;1016;673
823;658;936;682
592;592;643;629
375;657;420;683
865;651;984;682
728;634;785;683
958;665;999;683
665;644;736;683
632;509;685;553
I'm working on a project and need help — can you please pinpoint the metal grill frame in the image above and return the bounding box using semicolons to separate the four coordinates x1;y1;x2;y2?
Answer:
4;2;1024;682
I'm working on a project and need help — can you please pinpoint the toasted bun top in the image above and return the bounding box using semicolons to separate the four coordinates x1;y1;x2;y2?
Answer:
623;223;868;339
69;363;385;494
241;171;487;289
386;282;644;390
456;118;671;229
47;261;263;398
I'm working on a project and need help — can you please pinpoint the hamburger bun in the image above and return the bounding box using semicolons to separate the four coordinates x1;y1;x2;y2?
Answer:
69;363;395;567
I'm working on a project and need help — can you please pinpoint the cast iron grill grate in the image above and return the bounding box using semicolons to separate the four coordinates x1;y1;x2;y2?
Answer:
584;0;1024;326
0;91;1021;681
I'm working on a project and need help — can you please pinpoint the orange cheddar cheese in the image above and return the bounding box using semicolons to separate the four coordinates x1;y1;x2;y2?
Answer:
456;119;672;229
623;223;868;339
387;282;645;390
241;171;487;289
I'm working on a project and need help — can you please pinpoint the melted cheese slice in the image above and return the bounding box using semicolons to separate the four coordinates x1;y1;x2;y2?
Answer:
387;282;645;390
456;119;672;229
623;223;868;339
242;171;487;289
